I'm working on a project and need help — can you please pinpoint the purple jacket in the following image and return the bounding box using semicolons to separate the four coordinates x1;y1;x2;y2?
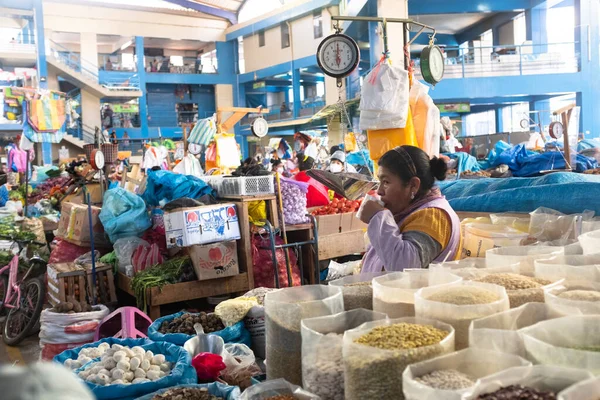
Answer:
361;197;461;273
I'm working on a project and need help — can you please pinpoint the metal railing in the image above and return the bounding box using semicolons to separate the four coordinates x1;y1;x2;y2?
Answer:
239;101;325;125
145;57;217;74
99;55;136;72
47;40;140;90
413;42;579;79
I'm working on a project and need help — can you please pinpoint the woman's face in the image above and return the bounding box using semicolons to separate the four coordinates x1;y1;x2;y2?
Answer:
376;165;420;215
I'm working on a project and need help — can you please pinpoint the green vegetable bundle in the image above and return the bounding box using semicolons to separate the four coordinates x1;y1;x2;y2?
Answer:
131;256;191;311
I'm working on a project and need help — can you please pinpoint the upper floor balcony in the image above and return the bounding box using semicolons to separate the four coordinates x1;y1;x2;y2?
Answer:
0;34;37;68
413;42;579;80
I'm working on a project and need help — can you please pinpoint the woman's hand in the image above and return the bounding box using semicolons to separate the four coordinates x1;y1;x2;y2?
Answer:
359;200;385;224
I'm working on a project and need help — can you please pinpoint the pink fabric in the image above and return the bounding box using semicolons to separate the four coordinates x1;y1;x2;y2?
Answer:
361;194;461;273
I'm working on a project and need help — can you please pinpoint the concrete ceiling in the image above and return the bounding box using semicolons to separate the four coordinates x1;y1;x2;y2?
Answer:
50;32;206;52
144;37;207;51
190;0;244;12
411;12;495;34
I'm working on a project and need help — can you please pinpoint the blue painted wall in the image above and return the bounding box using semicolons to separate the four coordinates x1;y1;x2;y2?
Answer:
146;83;215;127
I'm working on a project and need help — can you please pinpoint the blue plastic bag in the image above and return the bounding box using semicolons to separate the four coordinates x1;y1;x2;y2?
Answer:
73;339;197;400
53;337;153;365
142;170;215;207
99;187;152;243
134;382;240;400
148;311;252;347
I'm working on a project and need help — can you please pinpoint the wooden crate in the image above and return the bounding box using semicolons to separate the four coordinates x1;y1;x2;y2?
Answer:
46;263;87;306
83;263;117;306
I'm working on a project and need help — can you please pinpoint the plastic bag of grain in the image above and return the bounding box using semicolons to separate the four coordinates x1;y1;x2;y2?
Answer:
239;378;319;400
329;272;387;311
241;287;277;360
372;269;462;319
486;245;564;275
343;317;455;400
469;302;566;357
544;280;600;315
559;376;600;400
521;315;600;372
471;272;562;308
535;254;600;282
430;258;518;281
402;348;531;400
462;365;593;400
415;281;509;350
301;309;387;400
265;285;343;385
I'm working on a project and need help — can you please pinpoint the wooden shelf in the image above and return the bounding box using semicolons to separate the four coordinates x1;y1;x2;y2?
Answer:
285;223;313;232
117;272;250;320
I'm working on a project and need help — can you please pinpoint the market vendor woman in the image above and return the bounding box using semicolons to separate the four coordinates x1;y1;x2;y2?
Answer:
359;146;461;271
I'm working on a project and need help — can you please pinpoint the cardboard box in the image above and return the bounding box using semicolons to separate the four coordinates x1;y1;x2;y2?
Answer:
62;183;104;205
164;203;241;248
311;210;368;237
187;240;240;281
56;202;110;247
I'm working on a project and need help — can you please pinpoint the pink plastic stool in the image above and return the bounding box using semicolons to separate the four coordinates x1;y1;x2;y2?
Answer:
94;307;153;340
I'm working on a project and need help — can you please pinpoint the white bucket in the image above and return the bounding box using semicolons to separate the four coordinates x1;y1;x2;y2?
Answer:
462;223;529;258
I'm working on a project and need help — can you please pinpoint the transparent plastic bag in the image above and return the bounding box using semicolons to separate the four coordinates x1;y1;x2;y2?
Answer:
545;280;600;315
220;343;263;390
402;348;531;400
521;315;600;372
301;309;387;400
529;207;593;242
415;281;510;350
578;229;600;255
240;378;320;400
469;302;566;357
343;317;455;400
359;61;409;128
490;213;531;233
430;259;518;281
462;223;529;258
486;245;564;275
372;270;462;319
462;365;593;400
324;260;360;282
329;272;387;311
535;254;600;282
113;237;150;277
558;376;600;400
215;297;259;327
265;285;343;385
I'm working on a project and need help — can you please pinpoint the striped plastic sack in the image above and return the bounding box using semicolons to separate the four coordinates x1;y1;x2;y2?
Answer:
188;116;217;146
22;99;66;143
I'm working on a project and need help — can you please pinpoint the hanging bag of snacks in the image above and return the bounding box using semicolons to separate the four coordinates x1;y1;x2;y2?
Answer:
343;317;455;400
265;285;344;385
414;281;509;350
301;309;387;400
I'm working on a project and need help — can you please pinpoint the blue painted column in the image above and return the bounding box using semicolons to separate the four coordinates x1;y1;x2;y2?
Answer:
233;82;248;158
292;68;301;119
495;106;504;133
216;41;236;77
525;8;548;54
135;37;149;138
576;0;600;138
33;0;52;165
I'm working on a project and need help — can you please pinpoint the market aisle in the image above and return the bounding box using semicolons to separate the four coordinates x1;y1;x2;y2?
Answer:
0;318;41;364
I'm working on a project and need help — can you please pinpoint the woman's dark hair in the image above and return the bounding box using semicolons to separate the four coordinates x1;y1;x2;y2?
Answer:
271;159;282;167
298;154;315;171
330;145;341;155
378;145;447;195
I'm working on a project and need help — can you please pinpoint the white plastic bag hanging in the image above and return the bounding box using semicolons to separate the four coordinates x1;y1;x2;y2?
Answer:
173;154;204;177
359;58;409;131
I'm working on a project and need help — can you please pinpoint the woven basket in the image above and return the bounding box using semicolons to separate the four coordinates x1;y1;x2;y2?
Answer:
101;143;119;164
83;144;96;161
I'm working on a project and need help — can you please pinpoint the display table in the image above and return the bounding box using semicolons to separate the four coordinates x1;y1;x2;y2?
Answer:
117;272;250;320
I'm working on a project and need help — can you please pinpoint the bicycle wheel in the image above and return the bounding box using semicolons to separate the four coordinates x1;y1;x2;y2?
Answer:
0;274;7;316
3;278;45;346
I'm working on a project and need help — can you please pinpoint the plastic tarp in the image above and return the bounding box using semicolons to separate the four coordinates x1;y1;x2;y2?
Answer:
147;311;251;347
439;173;600;214
445;152;481;174
142;170;215;207
578;139;600;152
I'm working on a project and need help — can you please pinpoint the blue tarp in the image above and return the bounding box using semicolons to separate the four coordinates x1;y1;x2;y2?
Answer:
439;172;600;214
142;170;215;207
445;152;481;174
148;311;251;347
578;139;600;152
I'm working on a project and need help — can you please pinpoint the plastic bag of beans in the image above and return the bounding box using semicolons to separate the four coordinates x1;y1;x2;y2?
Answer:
239;378;319;400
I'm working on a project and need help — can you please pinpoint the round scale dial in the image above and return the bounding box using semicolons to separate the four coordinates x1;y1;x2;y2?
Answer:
549;121;564;139
188;143;202;155
420;45;445;85
520;119;530;130
251;116;269;138
317;33;360;79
